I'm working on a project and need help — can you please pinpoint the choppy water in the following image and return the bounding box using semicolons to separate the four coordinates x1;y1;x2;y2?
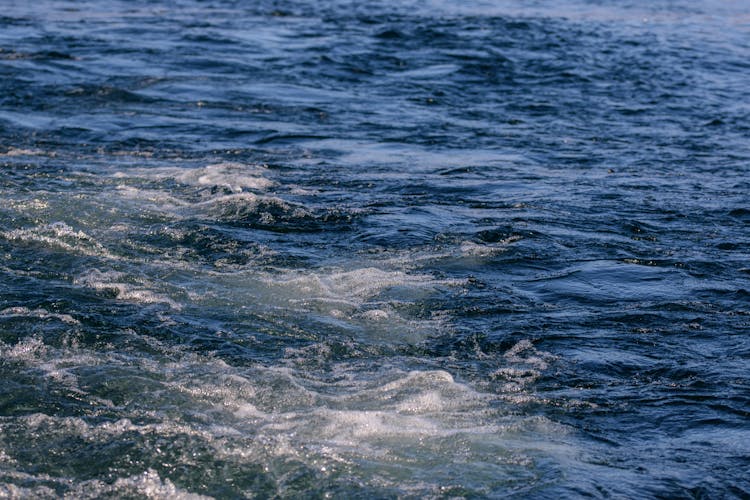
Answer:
1;0;749;497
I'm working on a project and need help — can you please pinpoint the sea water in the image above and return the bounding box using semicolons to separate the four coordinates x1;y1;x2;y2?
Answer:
1;0;749;497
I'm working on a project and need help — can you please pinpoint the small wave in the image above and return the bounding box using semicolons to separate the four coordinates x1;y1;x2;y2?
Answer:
0;147;52;157
0;328;575;497
0;336;104;397
459;237;521;257
110;163;353;233
175;162;275;193
493;340;556;388
0;336;48;361
113;162;273;195
194;192;353;232
74;269;182;310
0;306;80;325
114;185;189;214
266;267;444;304
261;266;457;324
0;466;208;500
191;265;458;343
0;222;118;260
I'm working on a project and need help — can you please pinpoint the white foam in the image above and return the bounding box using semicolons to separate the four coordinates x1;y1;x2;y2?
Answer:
7;198;49;211
0;222;117;260
358;309;390;321
0;331;575;495
112;162;273;194
91;469;210;500
0;147;51;157
503;339;555;370
0;336;110;399
0;465;209;500
0;482;58;499
195;191;261;214
187;265;460;344
489;340;558;392
459;235;522;257
0;306;80;325
74;269;182;310
114;185;188;213
108;163;275;224
264;267;448;307
314;408;441;443
176;162;274;193
0;338;100;368
1;336;47;360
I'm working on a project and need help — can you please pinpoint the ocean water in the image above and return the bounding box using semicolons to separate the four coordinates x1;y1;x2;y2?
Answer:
1;0;749;497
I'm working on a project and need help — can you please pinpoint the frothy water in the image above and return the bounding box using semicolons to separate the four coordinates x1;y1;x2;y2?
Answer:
1;0;749;497
0;329;577;497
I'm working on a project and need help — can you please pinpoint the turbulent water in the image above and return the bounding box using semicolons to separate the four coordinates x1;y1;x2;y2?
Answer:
1;0;749;497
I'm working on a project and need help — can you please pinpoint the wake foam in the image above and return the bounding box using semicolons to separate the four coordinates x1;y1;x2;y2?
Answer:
0;331;570;497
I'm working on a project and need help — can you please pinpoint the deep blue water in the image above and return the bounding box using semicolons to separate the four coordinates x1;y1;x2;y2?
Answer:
1;0;749;497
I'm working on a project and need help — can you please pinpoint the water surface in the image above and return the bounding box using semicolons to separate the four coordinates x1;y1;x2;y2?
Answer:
1;0;749;497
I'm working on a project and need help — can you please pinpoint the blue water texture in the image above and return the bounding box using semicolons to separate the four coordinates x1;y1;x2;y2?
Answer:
1;0;749;497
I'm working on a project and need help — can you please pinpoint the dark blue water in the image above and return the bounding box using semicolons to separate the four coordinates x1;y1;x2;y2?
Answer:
1;0;749;497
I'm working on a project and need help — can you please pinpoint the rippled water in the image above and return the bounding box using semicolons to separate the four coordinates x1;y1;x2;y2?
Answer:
1;0;749;497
